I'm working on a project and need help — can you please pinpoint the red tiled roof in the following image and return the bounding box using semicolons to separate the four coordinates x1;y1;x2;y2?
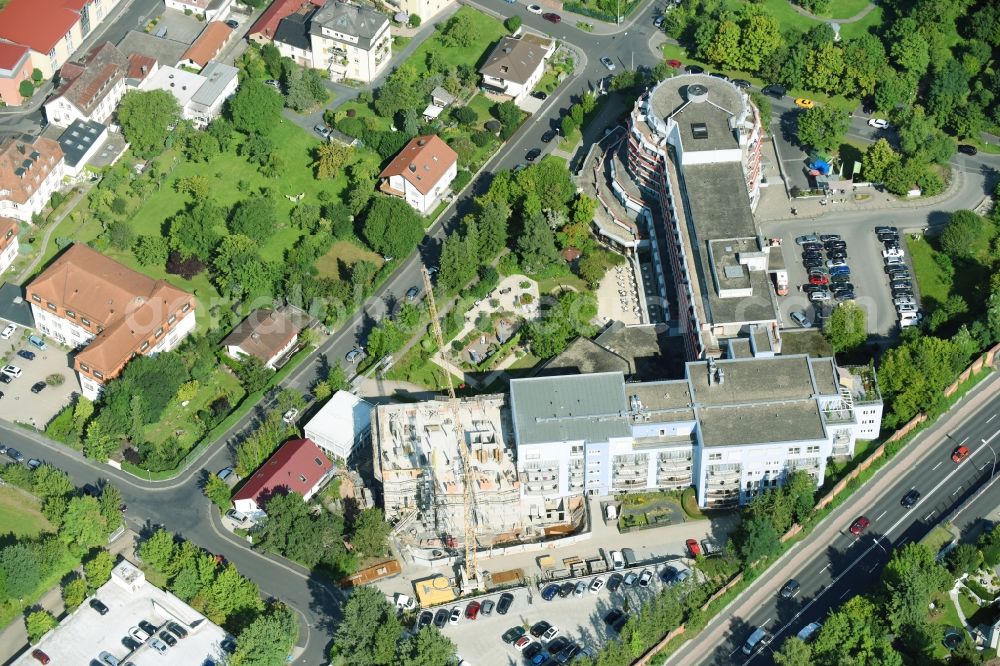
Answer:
126;54;157;83
0;134;64;206
0;0;82;55
0;41;29;72
249;0;325;41
53;42;127;115
232;439;334;509
379;135;458;196
181;22;232;69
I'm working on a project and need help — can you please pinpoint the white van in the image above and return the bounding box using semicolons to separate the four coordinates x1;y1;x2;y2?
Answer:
742;627;770;655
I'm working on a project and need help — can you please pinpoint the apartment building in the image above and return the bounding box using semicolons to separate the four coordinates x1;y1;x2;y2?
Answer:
26;244;196;400
165;0;235;22
378;135;458;214
382;0;454;22
510;354;882;510
0;134;66;223
0;217;20;276
309;1;391;83
247;0;325;46
304;390;373;462
607;74;773;359
43;42;128;127
139;61;238;127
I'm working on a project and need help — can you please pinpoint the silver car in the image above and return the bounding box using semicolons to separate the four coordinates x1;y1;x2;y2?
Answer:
789;311;812;328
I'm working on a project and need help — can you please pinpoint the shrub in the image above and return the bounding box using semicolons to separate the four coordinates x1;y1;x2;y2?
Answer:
505;16;522;33
19;80;34;98
408;14;421;27
471;131;493;147
452;169;472;193
46;373;65;386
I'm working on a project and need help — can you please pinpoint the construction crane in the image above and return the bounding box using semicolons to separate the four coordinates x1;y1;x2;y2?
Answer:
421;266;480;587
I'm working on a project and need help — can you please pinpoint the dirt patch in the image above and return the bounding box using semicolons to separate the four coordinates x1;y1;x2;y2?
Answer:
315;240;385;279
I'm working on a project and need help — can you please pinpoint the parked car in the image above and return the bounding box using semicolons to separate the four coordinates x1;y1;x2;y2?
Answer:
849;516;870;535
686;538;701;557
523;642;543;660
665;59;682;68
901;489;921;508
607;573;624;591
30;381;46;394
542;584;560;600
526;148;541;162
139;620;158;636
761;84;786;98
543;626;560;641
601;56;616;71
573;581;586;597
952;445;970;463
808;273;828;286
779;580;800;599
433;608;449;627
541;129;556;143
417;610;433;629
2;364;21;378
589;577;605;594
5;447;23;462
313;124;331;139
867;118;890;129
30;649;50;664
149;638;168;654
794;98;815;109
790;311;812;328
448;606;462;624
282;408;299;424
129;626;149;644
0;324;15;339
225;19;239;29
542;12;561;22
623;571;638;586
159;631;178;647
797;622;822;641
527;3;542;12
16;350;35;360
530;621;551;638
345;347;364;363
503;626;526;644
531;90;548;100
809;290;831;302
98;651;120;666
637;569;653;587
558;581;574;597
732;78;751;89
958;144;978;156
90;598;110;615
684;65;704;74
480;599;494;615
802;241;823;251
661;565;679;584
218;467;235;482
515;636;532;650
465;601;481;620
795;233;819;245
27;458;42;470
496;592;514;614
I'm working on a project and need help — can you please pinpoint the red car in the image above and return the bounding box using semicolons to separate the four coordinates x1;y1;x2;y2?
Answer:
849;516;869;536
686;538;701;558
31;650;50;665
952;445;970;463
666;59;682;69
808;274;829;286
465;600;481;620
542;12;561;22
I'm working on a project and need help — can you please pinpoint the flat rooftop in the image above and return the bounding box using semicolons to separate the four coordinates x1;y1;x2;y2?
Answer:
688;355;817;405
646;74;744;153
698;401;826;446
511;373;632;446
374;395;519;495
15;560;228;666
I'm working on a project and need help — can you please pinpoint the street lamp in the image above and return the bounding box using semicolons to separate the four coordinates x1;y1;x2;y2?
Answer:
983;438;997;482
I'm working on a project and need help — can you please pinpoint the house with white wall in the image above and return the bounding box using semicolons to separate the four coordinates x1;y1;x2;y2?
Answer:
0;134;65;223
479;34;554;105
378;135;458;214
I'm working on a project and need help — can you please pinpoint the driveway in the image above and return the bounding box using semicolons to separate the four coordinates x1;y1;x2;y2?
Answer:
155;9;207;44
0;335;78;427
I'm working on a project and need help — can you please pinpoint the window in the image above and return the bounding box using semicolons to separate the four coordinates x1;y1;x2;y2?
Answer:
80;364;89;372
181;303;191;312
298;475;307;483
140;341;149;352
314;457;323;466
47;302;56;311
66;310;76;319
82;317;91;326
155;327;164;338
168;314;176;325
787;447;800;455
31;294;40;302
94;370;103;379
708;453;722;461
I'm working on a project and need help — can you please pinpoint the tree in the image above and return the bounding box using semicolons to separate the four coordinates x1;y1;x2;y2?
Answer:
947;543;981;576
504;15;522;33
888;19;930;76
117;90;181;158
203;563;265;625
803;41;846;94
313;142;353;180
784;470;817;523
373;64;424;118
19;80;34;98
437;234;477;294
241;132;274;166
796;105;849;152
882;542;952;632
213;234;276;299
940;210;994;260
61;496;108;548
452;106;477;126
362;197;425;259
824;301;867;354
139;529;178;573
207;117;235;151
773;637;813;666
204;474;232;509
257;493;346;569
476;199;509;260
843;34;887;97
228;80;284;135
62;576;88;610
134;235;169;267
440;12;477;48
229;197;277;243
169;201;223;261
349;508;392;558
234;355;274;393
30;464;73;501
861;139;899;184
926;59;969;124
739;515;781;565
183;131;220;163
84;550;114;591
98;483;124;527
517;213;561;273
231;605;299;666
398;627;458;666
494;100;522;139
812;595;900;666
705;20;741;68
878;334;964;427
284;68;314;112
25;610;57;644
331;586;402;666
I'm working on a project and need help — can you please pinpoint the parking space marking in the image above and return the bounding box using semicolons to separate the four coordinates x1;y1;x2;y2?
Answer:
925;510;936;520
988;414;996;424
875;510;887;521
838;590;850;599
868;563;880;573
822;563;831;571
932;461;943;471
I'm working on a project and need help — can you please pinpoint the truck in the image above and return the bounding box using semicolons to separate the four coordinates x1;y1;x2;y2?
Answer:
621;548;637;568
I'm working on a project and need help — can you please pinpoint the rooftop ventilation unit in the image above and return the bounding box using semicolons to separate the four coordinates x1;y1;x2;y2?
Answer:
686;83;709;103
691;122;708;139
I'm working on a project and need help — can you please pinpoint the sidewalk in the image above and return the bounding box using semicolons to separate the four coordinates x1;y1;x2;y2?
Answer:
666;371;1000;666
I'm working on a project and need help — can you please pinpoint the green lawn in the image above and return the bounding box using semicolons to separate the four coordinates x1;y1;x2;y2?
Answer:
0;486;50;537
721;0;882;40
316;240;385;280
143;369;245;450
920;525;955;555
537;273;589;294
467;93;497;124
908;237;952;309
407;7;506;75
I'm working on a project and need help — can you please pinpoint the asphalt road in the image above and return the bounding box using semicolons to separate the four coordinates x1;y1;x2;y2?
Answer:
681;383;1000;666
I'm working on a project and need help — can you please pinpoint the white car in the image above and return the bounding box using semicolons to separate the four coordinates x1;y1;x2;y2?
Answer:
0;324;15;340
809;291;831;302
601;57;616;71
610;550;624;570
149;638;168;654
826;259;847;269
885;255;904;265
2;365;21;378
882;248;904;258
894;296;916;306
527;3;542;12
867;118;889;129
542;625;560;641
589;577;605;594
449;606;461;624
282;408;299;424
129;626;150;644
637;569;653;587
897;304;918;313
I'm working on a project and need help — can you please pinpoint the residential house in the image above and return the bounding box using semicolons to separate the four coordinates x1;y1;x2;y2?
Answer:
479;34;554;105
222;307;308;369
164;0;234;22
0;134;66;223
178;22;233;71
57;119;108;178
247;0;325;46
43;42;128;128
382;0;453;23
378;135;458;214
272;4;316;67
0;218;20;277
124;53;157;88
26;244;197;400
304;391;373;462
0;0;124;81
231;438;335;515
139;61;238;127
307;0;391;83
0;42;33;107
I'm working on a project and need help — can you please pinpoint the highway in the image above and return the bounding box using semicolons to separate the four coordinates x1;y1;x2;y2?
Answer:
668;376;1000;666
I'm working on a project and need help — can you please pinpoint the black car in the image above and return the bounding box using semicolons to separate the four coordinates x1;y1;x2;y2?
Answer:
888;271;911;281
547;637;570;655
558;582;574;597
661;566;679;584
5;447;23;462
30;381;46;394
684;65;704;74
89;598;109;615
958;144;978;156
532;90;548;100
779;579;800;599
827;250;848;261
901;489;921;508
225;19;239;29
159;631;178;647
502;626;526;643
886;264;909;274
496;592;514;615
530;621;551;638
732;79;751;89
0;373;11;384
542;584;560;601
802;242;822;252
122;636;140;651
875;225;898;235
803;257;824;269
709;72;729;81
835;291;856;300
825;240;847;250
761;84;786;98
526;148;541;162
891;279;912;289
606;573;623;592
166;622;187;639
16;350;35;360
433;608;449;627
556;643;580;664
417;610;433;629
139;620;158;636
405;286;419;302
605;609;624;626
541;129;556;143
802;250;823;260
803;284;827;294
523;643;543;660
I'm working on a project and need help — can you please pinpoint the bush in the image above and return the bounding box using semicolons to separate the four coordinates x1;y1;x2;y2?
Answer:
452;169;472;193
46;373;65;386
471;131;493;147
505;15;522;33
25;610;57;644
408;14;421;27
18;80;34;98
452;106;478;126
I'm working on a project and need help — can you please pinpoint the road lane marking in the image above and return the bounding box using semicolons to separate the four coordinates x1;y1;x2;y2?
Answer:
988;414;996;423
822;563;831;571
932;461;943;471
839;590;850;599
925;511;936;520
876;510;887;521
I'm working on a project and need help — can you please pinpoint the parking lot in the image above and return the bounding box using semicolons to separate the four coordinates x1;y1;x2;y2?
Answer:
0;331;79;427
769;222;910;337
434;559;692;665
154;9;209;44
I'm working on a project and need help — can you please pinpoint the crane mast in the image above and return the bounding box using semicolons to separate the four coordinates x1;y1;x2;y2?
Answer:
421;266;479;585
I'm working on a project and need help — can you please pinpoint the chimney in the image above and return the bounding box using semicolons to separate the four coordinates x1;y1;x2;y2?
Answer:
716;366;725;385
417;138;427;146
408;163;416;172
